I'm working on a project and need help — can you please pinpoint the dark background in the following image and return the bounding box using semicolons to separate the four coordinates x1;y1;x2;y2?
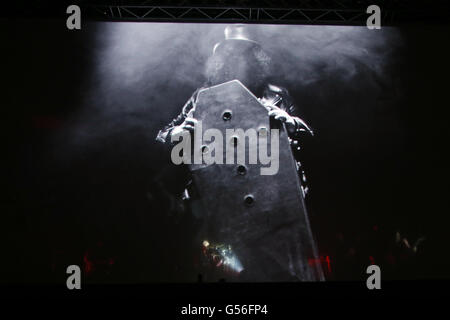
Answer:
2;19;449;284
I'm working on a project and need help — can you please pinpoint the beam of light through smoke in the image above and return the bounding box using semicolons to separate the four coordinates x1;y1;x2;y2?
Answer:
61;23;402;162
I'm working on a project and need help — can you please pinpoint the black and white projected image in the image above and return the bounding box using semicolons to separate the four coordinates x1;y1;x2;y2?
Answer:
2;19;449;285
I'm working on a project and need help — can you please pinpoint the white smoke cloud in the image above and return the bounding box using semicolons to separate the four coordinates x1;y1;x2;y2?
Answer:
65;22;402;155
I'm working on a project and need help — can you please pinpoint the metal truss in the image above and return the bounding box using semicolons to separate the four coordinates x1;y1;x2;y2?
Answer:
83;0;450;25
86;4;383;25
3;1;450;25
